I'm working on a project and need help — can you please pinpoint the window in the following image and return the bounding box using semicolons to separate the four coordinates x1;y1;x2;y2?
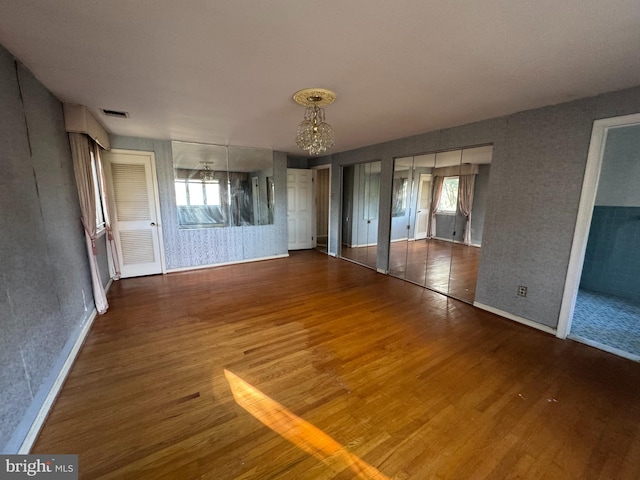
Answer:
437;176;459;214
175;179;221;206
90;149;106;232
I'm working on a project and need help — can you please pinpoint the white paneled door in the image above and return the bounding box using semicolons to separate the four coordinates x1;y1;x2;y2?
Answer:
287;168;314;250
104;150;164;277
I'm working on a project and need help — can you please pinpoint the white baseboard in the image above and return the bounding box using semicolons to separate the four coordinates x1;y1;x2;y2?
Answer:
18;308;99;454
473;302;557;335
166;253;289;273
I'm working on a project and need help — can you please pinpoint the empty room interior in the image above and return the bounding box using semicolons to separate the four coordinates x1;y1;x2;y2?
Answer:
2;2;640;479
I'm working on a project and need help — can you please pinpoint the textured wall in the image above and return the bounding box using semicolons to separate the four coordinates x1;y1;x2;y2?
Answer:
0;47;94;452
321;87;640;328
109;136;288;269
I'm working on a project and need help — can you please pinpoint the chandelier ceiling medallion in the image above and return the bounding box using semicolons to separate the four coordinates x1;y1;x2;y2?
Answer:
293;88;336;156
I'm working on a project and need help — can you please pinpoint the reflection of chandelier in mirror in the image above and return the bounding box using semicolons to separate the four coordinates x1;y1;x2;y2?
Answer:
200;162;214;181
293;88;336;156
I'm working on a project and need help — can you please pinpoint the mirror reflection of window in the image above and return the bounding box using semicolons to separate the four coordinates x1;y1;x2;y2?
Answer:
174;179;221;207
171;141;274;229
437;176;459;213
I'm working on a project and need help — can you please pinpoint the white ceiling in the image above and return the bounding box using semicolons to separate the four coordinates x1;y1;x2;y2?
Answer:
1;1;640;155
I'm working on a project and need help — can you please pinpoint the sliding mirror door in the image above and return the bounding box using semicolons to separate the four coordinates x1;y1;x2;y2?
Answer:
340;161;381;269
447;146;492;302
389;154;436;283
388;156;414;278
423;149;462;294
388;146;492;303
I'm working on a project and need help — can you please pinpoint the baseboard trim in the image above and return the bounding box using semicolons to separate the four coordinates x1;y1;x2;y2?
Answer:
473;302;557;335
166;253;289;274
17;308;99;454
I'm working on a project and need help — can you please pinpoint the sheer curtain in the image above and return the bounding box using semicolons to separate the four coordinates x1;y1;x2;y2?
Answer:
429;176;444;238
70;133;108;314
458;174;475;245
93;142;121;281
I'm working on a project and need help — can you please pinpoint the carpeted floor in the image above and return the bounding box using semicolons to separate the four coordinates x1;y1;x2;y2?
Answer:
570;289;640;358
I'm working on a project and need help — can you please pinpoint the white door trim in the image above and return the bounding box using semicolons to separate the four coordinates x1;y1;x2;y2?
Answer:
107;148;166;275
556;113;640;339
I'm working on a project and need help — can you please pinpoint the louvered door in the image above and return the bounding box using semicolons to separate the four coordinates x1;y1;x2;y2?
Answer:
104;150;163;277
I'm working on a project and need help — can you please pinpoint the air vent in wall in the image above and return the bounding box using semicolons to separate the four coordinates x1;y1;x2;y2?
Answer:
101;109;129;118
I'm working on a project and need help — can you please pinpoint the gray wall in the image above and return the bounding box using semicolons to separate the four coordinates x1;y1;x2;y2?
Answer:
109;136;288;269
319;86;640;328
0;46;95;452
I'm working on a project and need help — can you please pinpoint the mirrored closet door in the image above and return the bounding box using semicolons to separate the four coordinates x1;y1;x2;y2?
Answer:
388;146;492;303
340;161;381;270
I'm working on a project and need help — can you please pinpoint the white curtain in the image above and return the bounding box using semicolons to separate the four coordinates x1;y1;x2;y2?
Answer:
93;143;121;281
70;133;108;314
429;176;444;238
458;174;475;245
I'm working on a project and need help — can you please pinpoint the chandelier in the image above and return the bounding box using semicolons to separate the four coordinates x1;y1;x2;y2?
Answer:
293;88;336;156
200;162;214;181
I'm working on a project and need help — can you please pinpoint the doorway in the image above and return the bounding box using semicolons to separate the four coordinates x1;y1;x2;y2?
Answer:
414;174;432;240
558;114;640;360
287;168;314;250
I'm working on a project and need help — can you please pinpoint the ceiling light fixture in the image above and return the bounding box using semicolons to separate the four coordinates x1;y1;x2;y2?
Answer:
200;162;214;182
293;88;336;156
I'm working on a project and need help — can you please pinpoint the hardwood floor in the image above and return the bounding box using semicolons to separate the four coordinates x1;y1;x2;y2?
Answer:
33;251;640;479
389;239;481;303
343;239;481;303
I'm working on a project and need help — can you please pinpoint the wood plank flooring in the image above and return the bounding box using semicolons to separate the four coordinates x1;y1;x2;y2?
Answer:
388;239;481;303
343;239;481;303
33;251;640;479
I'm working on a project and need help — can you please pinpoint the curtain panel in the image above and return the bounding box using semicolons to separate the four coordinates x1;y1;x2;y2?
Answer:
458;174;476;245
429;176;444;238
93;143;121;280
70;133;109;314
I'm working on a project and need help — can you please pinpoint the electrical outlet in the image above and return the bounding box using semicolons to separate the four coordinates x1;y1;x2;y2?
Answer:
517;285;528;297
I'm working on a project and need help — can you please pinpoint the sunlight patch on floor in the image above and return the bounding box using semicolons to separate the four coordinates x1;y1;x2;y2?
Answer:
224;369;389;479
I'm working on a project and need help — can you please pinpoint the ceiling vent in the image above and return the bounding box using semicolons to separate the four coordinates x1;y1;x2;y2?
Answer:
101;109;129;118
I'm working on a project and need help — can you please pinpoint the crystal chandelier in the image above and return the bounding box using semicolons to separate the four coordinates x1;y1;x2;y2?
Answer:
200;162;214;181
293;88;336;156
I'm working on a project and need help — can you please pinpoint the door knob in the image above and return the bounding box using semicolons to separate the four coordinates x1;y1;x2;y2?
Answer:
150;222;157;226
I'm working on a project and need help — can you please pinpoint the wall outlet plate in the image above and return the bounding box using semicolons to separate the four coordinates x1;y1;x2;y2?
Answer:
517;285;528;297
